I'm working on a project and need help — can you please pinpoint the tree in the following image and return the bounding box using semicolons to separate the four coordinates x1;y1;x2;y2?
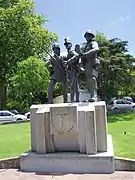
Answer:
0;0;19;8
7;56;49;111
95;33;135;101
0;0;57;108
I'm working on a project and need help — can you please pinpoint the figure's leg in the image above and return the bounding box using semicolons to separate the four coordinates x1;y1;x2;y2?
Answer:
48;79;56;104
70;73;75;103
85;70;93;97
62;81;68;103
91;76;98;101
75;76;79;102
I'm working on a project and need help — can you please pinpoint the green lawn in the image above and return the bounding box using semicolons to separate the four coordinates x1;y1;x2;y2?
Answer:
108;113;135;159
0;113;135;159
0;122;30;159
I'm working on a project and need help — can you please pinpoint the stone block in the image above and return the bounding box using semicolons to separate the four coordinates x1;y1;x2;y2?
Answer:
20;135;115;174
50;104;78;152
30;102;108;154
78;111;86;153
94;101;108;152
85;109;97;154
30;104;44;152
35;112;46;154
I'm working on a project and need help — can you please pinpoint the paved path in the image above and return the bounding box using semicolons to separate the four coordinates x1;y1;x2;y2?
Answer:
0;169;135;180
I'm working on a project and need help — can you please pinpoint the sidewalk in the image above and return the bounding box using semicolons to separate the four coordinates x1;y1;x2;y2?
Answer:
0;169;135;180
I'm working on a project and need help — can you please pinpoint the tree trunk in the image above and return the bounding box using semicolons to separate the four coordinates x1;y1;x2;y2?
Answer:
0;81;7;109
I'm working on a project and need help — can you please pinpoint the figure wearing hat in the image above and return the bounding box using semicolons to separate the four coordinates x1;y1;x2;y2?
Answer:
64;38;79;103
46;43;68;104
81;30;100;102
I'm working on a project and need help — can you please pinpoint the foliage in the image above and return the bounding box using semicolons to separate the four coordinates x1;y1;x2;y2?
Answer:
0;0;19;8
6;56;49;111
6;99;29;113
0;0;57;108
12;56;49;95
53;83;63;98
53;81;70;98
95;33;135;101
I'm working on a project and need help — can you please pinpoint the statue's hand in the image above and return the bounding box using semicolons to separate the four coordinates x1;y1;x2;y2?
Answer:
79;53;86;58
62;61;68;67
79;53;83;57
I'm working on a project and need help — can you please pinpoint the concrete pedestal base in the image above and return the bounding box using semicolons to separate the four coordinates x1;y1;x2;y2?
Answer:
20;135;115;174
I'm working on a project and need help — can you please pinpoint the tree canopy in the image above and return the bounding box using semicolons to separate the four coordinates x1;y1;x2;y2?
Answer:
11;56;49;95
0;0;57;108
95;33;134;101
6;56;49;111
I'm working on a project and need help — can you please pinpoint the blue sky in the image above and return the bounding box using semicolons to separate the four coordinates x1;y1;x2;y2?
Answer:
35;0;134;55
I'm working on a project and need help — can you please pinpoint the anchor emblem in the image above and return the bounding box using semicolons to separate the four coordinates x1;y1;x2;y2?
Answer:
51;110;74;134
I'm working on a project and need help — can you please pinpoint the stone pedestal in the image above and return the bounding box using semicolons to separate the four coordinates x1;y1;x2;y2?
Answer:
20;135;114;174
20;101;115;173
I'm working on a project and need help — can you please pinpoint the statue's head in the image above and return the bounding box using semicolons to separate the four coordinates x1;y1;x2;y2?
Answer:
84;30;95;42
52;43;60;56
64;37;72;50
75;44;81;53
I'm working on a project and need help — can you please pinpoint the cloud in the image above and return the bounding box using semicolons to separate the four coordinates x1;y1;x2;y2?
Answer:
119;15;130;21
110;15;130;26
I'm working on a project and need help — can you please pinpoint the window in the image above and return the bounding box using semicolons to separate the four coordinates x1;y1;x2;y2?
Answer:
0;112;3;116
2;112;12;116
122;100;131;104
116;100;123;104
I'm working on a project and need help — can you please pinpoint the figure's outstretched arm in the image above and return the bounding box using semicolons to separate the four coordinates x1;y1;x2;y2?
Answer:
83;42;99;57
67;51;79;65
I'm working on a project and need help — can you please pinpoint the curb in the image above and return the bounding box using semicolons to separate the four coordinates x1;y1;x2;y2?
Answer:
115;157;135;171
0;157;20;169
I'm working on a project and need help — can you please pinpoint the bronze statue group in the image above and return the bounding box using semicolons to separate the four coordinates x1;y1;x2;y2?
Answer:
46;30;100;104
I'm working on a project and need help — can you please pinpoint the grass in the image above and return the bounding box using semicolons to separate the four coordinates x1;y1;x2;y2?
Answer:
0;122;30;159
0;113;135;159
108;113;135;159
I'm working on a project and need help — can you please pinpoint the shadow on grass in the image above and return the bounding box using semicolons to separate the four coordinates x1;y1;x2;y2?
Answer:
107;112;135;123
